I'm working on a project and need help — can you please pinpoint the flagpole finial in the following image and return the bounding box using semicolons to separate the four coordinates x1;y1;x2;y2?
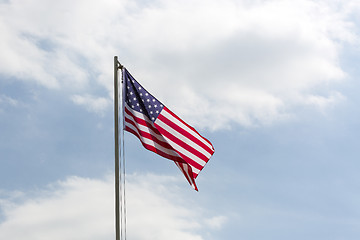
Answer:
114;56;123;70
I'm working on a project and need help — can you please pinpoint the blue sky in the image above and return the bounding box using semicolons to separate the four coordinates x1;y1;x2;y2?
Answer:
1;0;360;239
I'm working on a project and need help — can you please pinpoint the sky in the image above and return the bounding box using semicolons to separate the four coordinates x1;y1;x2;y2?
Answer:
1;0;360;239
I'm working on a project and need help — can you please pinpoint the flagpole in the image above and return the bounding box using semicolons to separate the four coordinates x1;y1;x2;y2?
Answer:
114;56;123;240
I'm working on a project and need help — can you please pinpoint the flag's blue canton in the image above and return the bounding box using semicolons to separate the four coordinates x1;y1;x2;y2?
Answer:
124;70;164;123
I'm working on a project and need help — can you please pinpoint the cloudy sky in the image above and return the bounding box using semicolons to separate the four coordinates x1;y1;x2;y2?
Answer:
1;0;360;239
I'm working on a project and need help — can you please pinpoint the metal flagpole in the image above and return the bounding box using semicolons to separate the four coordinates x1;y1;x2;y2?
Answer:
114;56;120;240
114;56;125;240
120;60;127;240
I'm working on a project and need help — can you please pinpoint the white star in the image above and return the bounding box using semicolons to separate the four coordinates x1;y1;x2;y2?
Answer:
152;117;155;120
138;87;142;90
148;105;152;108
130;92;133;95
150;111;153;114
154;104;157;108
133;97;136;101
156;110;159;114
140;109;143;112
145;93;148;96
147;99;150;102
152;99;155;102
140;93;143;96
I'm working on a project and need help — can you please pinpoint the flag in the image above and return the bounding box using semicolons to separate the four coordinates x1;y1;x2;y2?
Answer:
122;68;215;190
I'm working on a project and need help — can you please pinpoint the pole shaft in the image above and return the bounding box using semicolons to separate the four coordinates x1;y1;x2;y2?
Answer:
114;56;120;240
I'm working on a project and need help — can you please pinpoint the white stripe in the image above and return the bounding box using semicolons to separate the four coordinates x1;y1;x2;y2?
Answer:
190;165;200;175
124;110;166;144
125;104;150;122
175;162;196;183
157;129;207;168
176;161;200;175
155;117;212;158
125;117;172;149
125;120;181;159
161;108;214;151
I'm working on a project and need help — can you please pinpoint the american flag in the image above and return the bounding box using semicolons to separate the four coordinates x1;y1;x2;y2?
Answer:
122;68;215;190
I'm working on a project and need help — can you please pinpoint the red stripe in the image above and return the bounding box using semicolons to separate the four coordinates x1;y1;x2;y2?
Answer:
154;114;209;161
154;122;207;170
164;107;214;150
125;106;185;163
125;126;184;163
175;149;203;173
175;162;198;191
125;118;174;150
155;120;209;163
125;118;173;150
176;163;191;185
158;109;214;155
124;106;159;134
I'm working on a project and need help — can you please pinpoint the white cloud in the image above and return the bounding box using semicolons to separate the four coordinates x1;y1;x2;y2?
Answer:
204;216;228;230
71;94;111;116
0;94;18;114
0;174;225;240
117;0;358;128
0;19;58;88
304;91;345;111
0;0;358;129
0;95;18;107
